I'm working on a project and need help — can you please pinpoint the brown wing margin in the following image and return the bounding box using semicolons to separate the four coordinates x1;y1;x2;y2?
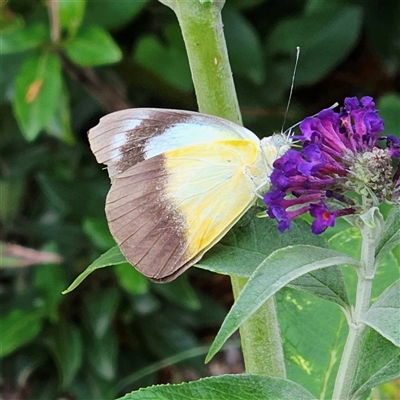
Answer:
105;154;192;281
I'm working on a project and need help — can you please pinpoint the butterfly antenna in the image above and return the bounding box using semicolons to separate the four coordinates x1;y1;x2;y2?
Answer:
281;46;301;134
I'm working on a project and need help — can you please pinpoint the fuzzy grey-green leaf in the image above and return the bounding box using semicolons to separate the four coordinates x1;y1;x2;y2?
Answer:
361;279;400;347
206;245;359;361
350;328;400;399
375;205;400;265
117;374;316;400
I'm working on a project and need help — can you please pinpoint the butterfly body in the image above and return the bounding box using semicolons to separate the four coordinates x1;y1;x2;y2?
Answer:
89;108;292;281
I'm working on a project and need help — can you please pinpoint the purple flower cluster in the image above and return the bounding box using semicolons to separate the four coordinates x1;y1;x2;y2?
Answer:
264;96;400;234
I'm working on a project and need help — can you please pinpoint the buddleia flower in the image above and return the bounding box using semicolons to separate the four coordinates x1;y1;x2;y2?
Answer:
264;96;400;234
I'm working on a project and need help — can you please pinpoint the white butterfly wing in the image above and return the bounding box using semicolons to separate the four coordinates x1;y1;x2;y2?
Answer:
88;108;259;181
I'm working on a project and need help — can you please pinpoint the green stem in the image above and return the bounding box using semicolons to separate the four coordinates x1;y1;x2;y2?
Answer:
332;211;382;399
232;277;286;377
159;0;241;124
159;0;285;377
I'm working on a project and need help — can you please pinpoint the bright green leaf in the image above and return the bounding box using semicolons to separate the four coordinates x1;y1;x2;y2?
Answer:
206;245;360;362
0;309;44;358
64;26;122;66
45;82;75;144
0;22;48;55
59;0;86;36
62;245;126;294
13;51;63;141
361;279;400;347
350;328;400;399
267;6;363;85
117;374;316;400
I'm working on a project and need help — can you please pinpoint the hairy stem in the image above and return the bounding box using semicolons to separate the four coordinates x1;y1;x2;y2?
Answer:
332;211;382;399
159;0;285;377
232;277;286;377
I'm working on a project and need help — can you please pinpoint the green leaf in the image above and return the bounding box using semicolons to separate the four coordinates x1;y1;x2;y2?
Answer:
287;267;350;309
83;217;115;250
134;24;193;92
361;279;400;347
206;245;359;362
83;0;149;30
64;26;122;66
0;22;48;55
277;288;347;398
267;5;363;85
117;374;316;400
85;326;118;381
364;0;400;75
0;179;24;225
47;322;83;388
34;258;66;322
223;8;265;84
114;262;149;295
140;314;201;368
375;205;400;265
84;289;120;381
59;0;86;37
0;309;44;358
378;94;400;136
13;51;63;141
85;287;120;339
62;246;126;294
350;328;400;399
45;82;75;144
153;275;201;310
198;216;350;308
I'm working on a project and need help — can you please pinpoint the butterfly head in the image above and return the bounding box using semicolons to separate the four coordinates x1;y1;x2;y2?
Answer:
260;129;293;170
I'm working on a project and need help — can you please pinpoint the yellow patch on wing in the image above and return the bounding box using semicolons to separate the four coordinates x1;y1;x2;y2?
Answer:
164;139;261;258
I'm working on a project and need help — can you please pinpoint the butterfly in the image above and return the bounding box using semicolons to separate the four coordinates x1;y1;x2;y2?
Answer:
88;108;293;282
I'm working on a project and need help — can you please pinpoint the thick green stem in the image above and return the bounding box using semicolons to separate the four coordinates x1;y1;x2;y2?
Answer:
159;0;285;377
232;277;286;377
332;211;383;399
159;0;241;124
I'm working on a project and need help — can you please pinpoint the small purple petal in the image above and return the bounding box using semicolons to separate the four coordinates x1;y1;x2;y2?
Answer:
360;96;375;109
264;189;285;206
270;169;291;190
309;203;336;234
299;117;317;140
298;143;326;176
344;97;360;111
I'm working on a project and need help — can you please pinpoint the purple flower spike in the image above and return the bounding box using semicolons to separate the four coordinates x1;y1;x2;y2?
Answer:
263;96;399;234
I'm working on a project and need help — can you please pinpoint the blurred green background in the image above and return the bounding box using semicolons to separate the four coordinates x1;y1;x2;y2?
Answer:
1;0;399;399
